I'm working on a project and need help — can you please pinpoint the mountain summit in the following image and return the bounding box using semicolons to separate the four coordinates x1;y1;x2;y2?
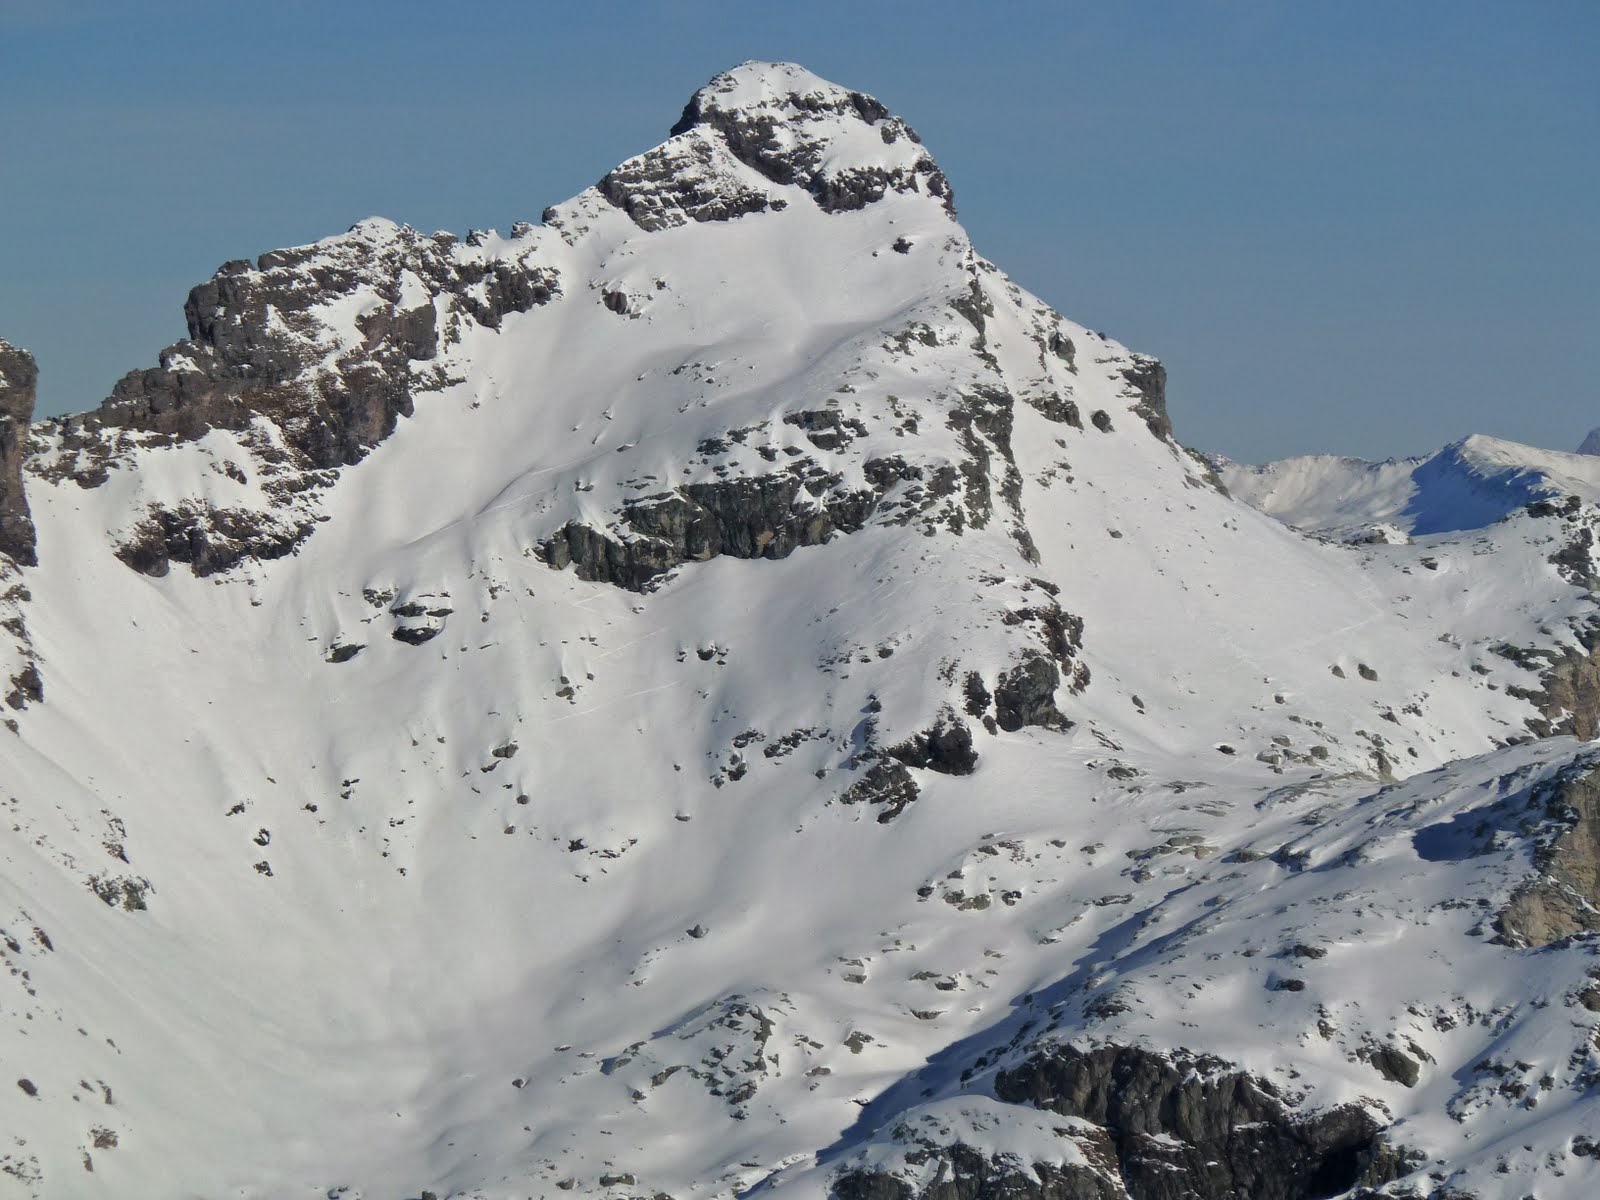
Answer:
0;64;1597;1200
662;61;954;215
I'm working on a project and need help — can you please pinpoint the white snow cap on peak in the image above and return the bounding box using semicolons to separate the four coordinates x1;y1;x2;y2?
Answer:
667;60;955;215
685;60;867;113
1579;427;1600;456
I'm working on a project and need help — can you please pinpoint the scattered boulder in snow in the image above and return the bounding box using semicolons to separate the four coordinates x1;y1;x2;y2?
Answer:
5;662;41;711
993;651;1068;732
887;708;979;776
1363;1043;1424;1088
840;759;920;823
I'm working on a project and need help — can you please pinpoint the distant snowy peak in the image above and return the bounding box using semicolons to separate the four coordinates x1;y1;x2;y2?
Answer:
1219;433;1600;541
1579;426;1600;456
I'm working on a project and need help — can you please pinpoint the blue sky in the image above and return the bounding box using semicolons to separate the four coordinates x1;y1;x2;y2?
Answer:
1;0;1594;462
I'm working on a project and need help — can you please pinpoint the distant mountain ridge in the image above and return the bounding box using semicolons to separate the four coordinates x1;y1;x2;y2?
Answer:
1215;433;1600;543
0;62;1596;1200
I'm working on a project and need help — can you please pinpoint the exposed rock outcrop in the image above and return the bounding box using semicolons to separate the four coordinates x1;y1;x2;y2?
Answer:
598;993;787;1119
0;340;38;566
994;652;1070;733
888;709;979;776
54;222;558;479
38;221;559;577
839;759;921;823
1495;760;1600;946
1118;357;1170;443
599;129;780;231
991;1044;1411;1200
113;501;319;578
983;599;1088;733
540;463;881;592
1501;615;1600;743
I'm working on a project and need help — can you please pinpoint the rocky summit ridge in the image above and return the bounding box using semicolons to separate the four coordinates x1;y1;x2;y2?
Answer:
0;62;1598;1200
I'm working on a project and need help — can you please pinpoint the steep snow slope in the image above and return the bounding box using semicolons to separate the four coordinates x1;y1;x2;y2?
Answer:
0;63;1598;1200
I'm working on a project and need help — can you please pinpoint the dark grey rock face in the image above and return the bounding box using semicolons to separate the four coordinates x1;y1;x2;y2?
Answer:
994;653;1069;733
599;132;780;231
540;463;880;592
981;602;1088;733
839;759;921;824
1550;521;1597;591
888;710;979;776
0;340;38;566
5;662;41;711
1032;395;1083;429
59;227;557;479
113;502;319;578
43;223;559;576
991;1044;1411;1200
1119;358;1170;442
1364;1045;1422;1088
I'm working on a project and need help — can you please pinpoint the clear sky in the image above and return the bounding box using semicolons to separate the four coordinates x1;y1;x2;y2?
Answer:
1;0;1595;463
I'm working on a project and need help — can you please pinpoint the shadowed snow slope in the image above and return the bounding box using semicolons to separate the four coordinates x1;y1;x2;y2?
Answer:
0;62;1598;1200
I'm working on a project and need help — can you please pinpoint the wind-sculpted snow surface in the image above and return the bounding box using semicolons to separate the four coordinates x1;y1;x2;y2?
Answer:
0;62;1598;1200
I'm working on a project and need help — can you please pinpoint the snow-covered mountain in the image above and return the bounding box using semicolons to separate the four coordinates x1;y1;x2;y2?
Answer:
1;62;1597;1200
1215;436;1600;545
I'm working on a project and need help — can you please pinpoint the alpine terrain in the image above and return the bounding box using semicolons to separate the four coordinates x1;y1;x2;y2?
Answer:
0;63;1597;1200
